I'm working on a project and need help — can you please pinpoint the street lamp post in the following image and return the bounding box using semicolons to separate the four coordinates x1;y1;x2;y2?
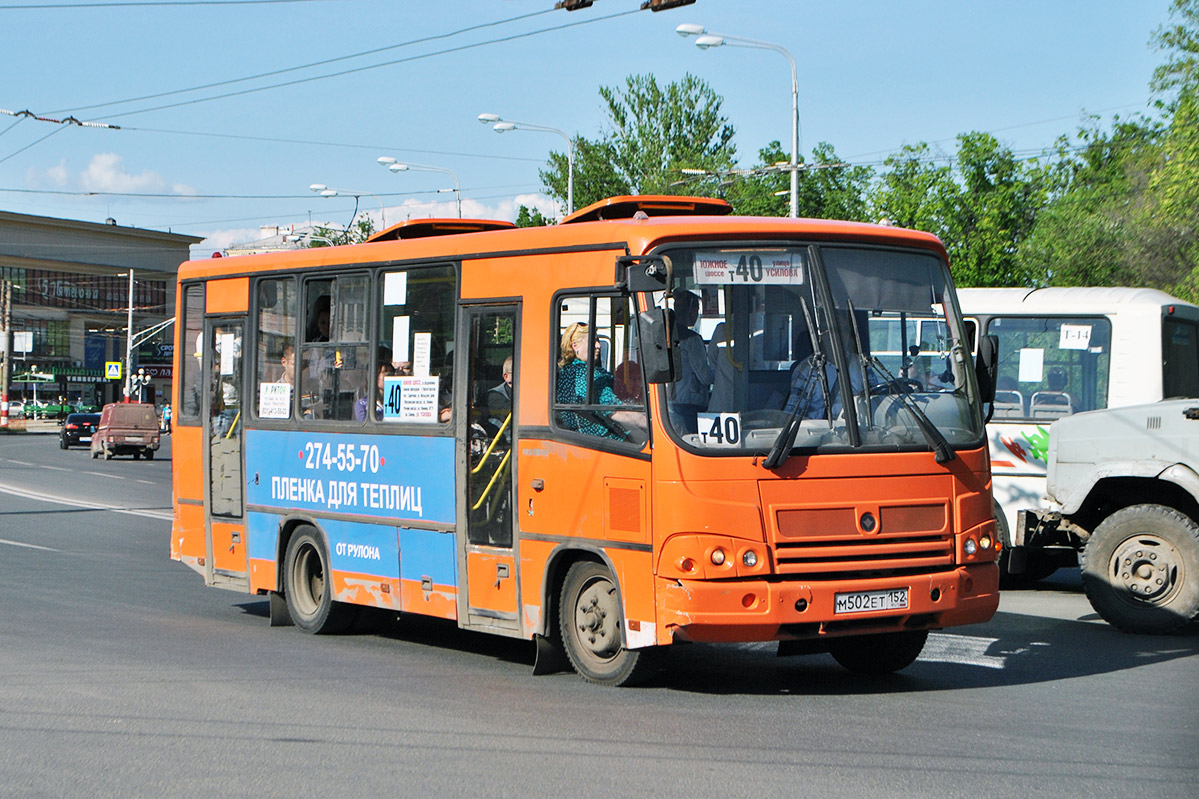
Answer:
308;184;387;230
477;113;574;215
123;268;134;401
375;158;462;218
677;24;800;218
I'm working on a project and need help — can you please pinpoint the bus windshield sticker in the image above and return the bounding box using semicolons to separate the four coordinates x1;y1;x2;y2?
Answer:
258;382;291;419
1059;324;1092;350
413;332;432;377
383;271;407;306
392;316;410;363
383;375;440;423
693;250;804;286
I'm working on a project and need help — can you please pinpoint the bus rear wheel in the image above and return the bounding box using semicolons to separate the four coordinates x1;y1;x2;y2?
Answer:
829;630;928;675
559;561;656;686
283;526;358;634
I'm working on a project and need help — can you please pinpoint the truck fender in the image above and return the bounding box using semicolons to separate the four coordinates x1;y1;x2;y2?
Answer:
1055;459;1187;514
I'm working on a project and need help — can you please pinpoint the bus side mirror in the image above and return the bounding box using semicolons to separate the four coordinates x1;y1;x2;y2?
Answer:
975;333;998;421
638;309;676;384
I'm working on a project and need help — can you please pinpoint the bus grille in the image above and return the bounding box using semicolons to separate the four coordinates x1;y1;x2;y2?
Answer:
772;503;955;578
773;534;955;578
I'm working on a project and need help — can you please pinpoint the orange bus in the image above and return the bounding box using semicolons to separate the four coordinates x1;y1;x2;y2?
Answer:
170;196;1000;685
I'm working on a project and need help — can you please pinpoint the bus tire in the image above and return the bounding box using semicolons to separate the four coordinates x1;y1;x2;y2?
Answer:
283;526;358;634
829;630;928;675
559;560;657;686
1080;504;1199;634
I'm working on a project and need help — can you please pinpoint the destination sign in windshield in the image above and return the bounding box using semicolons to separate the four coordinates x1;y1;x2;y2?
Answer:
693;250;805;285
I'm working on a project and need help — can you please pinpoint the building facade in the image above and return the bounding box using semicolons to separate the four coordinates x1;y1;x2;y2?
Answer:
1;210;202;413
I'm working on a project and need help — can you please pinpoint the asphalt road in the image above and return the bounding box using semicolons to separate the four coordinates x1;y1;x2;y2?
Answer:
0;430;1196;798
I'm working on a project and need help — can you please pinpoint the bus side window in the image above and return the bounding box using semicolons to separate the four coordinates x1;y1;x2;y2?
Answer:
553;294;647;444
375;265;457;424
254;278;297;421
300;276;369;421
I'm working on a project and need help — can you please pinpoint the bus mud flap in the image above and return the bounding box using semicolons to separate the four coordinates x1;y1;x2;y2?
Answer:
268;591;294;627
531;633;569;675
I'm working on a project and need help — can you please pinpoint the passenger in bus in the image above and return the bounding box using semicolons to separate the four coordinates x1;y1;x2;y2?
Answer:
355;362;396;421
306;295;331;342
486;356;514;416
666;291;713;434
273;344;295;385
556;322;644;440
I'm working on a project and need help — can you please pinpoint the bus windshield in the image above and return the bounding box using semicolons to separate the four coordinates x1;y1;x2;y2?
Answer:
656;243;983;457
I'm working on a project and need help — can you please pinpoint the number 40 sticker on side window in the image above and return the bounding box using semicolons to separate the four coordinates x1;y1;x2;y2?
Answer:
696;412;742;447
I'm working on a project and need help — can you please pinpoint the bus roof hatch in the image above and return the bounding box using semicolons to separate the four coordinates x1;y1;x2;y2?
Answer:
561;195;732;224
366;218;516;243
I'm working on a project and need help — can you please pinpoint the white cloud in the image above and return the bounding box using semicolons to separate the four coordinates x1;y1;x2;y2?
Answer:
24;152;196;196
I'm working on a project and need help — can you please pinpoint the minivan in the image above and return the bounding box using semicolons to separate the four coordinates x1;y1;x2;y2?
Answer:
91;402;161;460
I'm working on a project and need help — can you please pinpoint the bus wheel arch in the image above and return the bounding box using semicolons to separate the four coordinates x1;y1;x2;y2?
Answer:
280;522;358;634
556;556;659;686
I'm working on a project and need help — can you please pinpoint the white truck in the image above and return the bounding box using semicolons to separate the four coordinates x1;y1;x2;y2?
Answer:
957;287;1199;582
1017;400;1199;633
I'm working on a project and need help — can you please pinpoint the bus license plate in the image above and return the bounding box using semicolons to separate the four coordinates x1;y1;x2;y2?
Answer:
834;588;909;614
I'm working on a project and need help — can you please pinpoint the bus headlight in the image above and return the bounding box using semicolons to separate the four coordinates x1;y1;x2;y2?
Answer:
742;550;758;567
964;538;978;556
710;548;726;566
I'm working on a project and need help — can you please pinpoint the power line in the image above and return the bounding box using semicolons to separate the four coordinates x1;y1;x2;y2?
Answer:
0;1;338;9
98;7;643;120
46;7;556;116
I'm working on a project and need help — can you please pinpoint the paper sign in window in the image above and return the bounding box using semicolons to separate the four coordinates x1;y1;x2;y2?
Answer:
391;316;410;364
1018;348;1044;383
383;272;407;306
381;375;440;423
413;332;432;378
219;333;236;375
1059;324;1092;351
258;382;291;419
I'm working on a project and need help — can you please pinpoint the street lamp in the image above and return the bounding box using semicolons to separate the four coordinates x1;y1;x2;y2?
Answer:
478;113;574;215
375;158;462;218
308;184;386;229
677;24;800;218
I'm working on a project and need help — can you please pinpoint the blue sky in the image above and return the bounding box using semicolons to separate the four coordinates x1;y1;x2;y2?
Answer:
0;0;1174;255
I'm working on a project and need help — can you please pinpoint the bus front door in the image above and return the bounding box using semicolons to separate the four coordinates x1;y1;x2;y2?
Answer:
459;306;519;633
204;317;248;590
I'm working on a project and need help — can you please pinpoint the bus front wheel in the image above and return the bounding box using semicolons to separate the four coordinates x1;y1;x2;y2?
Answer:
283;526;358;634
829;630;928;675
559;561;657;686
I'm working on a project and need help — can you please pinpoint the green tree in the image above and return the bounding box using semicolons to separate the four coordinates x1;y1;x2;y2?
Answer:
515;205;553;227
541;73;737;209
871;143;957;235
307;217;376;247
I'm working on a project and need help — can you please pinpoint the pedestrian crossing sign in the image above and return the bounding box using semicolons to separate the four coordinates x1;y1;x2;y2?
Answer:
105;362;122;380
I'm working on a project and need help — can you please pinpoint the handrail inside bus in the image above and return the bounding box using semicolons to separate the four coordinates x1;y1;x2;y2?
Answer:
470;413;512;476
471;450;511;516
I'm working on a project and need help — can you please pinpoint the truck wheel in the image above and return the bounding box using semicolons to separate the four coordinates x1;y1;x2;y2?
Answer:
283;526;358;634
1081;504;1199;634
829;630;928;675
559;561;657;686
145;449;154;461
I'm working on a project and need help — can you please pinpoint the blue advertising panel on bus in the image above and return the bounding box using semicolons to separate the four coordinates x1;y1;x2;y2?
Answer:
244;429;456;525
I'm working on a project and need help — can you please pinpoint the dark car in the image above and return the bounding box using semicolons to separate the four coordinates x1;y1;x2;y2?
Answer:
60;413;101;449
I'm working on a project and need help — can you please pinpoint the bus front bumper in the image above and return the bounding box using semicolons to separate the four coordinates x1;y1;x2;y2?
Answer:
657;563;998;644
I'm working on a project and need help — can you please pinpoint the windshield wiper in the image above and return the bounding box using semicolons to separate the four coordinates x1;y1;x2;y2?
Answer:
863;354;955;463
763;299;833;470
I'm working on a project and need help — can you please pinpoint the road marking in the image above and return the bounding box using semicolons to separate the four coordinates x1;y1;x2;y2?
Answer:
920;632;1007;669
0;537;60;552
81;471;125;480
0;482;172;521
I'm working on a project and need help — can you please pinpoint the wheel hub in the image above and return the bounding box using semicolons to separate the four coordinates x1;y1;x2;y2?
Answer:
1110;536;1180;605
574;579;620;660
